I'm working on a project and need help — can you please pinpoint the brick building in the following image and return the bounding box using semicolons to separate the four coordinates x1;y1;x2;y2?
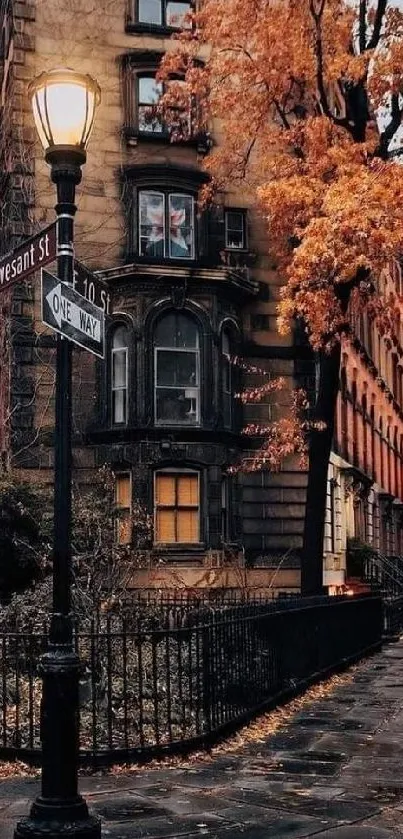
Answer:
0;0;402;594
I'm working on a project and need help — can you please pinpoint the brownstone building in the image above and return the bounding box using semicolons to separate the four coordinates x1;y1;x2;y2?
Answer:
0;0;402;595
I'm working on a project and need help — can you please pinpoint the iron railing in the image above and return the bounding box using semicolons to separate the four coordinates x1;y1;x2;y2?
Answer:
0;594;382;766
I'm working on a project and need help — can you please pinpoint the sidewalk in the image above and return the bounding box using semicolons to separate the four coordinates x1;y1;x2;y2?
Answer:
2;641;403;839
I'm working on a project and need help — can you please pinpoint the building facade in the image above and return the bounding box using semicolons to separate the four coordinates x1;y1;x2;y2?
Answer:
0;0;402;594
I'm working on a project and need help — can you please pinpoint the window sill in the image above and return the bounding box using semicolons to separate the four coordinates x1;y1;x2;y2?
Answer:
154;543;205;551
125;253;197;268
123;127;211;153
125;22;183;36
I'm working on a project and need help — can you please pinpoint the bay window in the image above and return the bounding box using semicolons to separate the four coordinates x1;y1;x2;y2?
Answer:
221;330;232;428
154;312;200;425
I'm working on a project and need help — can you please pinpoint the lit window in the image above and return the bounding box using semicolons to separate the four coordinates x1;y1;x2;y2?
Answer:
139;190;195;259
225;210;246;250
154;312;200;425
115;473;132;544
138;0;191;28
155;470;199;543
221;330;232;428
111;326;128;424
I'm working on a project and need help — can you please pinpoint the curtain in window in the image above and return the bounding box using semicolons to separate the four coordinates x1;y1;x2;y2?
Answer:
155;472;199;542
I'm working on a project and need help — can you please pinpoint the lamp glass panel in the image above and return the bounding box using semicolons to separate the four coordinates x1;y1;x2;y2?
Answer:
35;82;95;147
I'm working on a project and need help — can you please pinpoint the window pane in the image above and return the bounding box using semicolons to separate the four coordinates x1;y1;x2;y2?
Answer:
115;474;131;507
113;390;127;424
226;211;245;249
139;191;165;257
112;326;127;350
139;76;162;105
156;509;176;542
166;1;191;27
177;509;199;542
156;474;176;505
154;313;198;348
169;194;194;259
157;350;197;387
177;474;198;506
138;76;164;134
117;513;132;545
156;387;198;423
138;0;162;24
112;349;127;389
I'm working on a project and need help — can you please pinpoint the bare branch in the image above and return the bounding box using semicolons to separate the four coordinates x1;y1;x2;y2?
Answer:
376;92;402;159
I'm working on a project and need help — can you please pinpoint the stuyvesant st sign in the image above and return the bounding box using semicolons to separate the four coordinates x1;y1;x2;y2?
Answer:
0;222;57;290
41;269;105;358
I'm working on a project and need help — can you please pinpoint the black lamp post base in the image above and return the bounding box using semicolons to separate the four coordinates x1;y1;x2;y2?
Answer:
14;798;101;838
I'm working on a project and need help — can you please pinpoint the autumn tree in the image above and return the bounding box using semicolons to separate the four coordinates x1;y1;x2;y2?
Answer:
160;0;403;593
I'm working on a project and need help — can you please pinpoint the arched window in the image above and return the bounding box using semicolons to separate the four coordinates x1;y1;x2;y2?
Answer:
370;402;376;482
362;394;368;474
111;326;128;424
154;312;200;425
221;330;232;428
340;368;348;460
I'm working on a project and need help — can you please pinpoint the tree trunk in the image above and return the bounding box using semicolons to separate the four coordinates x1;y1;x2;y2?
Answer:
300;343;342;595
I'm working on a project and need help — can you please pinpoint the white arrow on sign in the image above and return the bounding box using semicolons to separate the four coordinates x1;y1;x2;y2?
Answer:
46;282;101;342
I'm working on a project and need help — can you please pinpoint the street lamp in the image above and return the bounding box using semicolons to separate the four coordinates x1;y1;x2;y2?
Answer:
15;69;101;839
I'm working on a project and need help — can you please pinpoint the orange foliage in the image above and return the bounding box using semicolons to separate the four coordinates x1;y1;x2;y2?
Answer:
160;0;403;351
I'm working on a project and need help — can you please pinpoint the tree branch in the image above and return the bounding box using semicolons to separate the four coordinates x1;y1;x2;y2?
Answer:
359;0;367;53
376;93;402;159
367;0;387;50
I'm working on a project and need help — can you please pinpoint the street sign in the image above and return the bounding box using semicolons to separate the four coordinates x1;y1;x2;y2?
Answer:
0;223;57;292
73;259;111;315
41;269;105;358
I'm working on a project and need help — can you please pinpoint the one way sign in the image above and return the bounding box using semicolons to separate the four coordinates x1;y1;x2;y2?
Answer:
41;269;105;358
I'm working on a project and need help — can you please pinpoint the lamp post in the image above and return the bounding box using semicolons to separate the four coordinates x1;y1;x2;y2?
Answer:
14;68;101;839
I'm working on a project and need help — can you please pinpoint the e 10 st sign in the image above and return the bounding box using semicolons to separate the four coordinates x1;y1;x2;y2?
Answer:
0;223;57;291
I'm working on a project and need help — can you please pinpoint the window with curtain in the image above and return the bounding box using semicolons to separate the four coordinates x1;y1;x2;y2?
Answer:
139;190;195;259
154;470;199;543
111;326;128;424
154;312;200;425
221;330;232;428
115;473;132;544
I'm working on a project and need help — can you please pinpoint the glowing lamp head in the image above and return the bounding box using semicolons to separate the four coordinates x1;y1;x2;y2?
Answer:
28;68;101;155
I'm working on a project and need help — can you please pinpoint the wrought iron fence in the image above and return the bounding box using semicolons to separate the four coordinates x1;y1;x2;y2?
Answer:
0;594;382;766
383;594;403;639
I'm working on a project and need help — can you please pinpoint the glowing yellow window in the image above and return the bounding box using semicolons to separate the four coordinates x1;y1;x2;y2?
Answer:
115;473;132;545
155;471;199;543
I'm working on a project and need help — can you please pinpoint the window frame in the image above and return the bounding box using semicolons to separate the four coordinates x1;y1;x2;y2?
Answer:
154;312;200;426
154;468;200;544
127;0;193;34
136;72;191;140
111;325;129;426
138;188;196;262
224;208;247;251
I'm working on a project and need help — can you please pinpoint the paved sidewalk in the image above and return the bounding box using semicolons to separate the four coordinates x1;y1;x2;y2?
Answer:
3;642;403;838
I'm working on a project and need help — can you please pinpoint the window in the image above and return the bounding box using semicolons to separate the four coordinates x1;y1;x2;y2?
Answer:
221;330;232;428
225;210;246;250
115;473;132;544
155;470;200;543
154;312;200;424
137;75;190;138
111;326;128;424
138;0;191;28
139;190;195;259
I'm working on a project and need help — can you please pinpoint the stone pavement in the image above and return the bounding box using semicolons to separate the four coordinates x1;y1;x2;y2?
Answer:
3;642;403;838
